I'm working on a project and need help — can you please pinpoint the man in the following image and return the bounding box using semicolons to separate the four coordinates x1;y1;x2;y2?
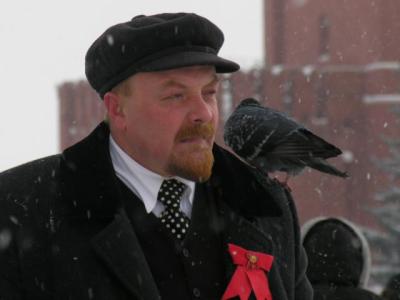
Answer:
0;13;312;299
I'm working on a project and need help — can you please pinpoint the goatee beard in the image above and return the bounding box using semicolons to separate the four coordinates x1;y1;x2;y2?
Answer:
167;123;215;182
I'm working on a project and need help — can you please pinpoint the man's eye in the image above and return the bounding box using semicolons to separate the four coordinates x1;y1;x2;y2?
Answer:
166;94;184;100
203;90;217;97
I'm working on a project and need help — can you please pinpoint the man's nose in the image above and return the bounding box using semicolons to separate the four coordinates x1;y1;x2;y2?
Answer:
188;94;214;124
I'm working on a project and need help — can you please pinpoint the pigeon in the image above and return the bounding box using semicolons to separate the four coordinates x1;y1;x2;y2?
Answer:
223;98;349;180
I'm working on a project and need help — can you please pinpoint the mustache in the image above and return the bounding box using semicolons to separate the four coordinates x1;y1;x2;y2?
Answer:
176;123;215;141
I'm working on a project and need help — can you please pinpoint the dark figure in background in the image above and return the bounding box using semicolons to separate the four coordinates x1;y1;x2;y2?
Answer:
0;13;312;299
302;217;383;300
382;273;400;300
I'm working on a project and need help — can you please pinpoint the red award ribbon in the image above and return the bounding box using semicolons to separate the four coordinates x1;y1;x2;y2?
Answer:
222;243;274;300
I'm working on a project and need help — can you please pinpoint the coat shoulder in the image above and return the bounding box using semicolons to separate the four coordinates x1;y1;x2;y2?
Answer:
212;144;288;217
0;155;62;218
0;155;61;190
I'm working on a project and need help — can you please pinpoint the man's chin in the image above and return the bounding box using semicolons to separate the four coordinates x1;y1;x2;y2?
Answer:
168;149;214;182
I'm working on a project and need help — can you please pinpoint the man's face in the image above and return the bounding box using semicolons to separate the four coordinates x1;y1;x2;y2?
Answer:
113;65;220;182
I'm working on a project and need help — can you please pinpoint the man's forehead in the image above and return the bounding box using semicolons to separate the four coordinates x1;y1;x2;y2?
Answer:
134;66;220;86
160;73;221;88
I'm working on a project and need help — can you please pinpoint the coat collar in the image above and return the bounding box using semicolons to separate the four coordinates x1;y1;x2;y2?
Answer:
210;144;283;218
60;122;121;218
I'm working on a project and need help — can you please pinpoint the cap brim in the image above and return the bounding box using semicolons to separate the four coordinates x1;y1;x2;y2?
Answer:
99;51;240;97
136;51;240;73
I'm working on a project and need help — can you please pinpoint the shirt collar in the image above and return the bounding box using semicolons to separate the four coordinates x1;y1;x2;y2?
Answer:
109;135;195;214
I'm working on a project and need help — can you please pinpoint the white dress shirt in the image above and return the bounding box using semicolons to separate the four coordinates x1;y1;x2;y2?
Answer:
109;136;195;218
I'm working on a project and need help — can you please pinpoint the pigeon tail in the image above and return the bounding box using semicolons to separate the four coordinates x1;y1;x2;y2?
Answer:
306;158;349;178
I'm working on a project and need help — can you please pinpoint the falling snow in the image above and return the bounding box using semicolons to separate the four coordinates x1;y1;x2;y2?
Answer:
0;229;12;250
9;215;19;225
106;34;114;46
87;288;94;299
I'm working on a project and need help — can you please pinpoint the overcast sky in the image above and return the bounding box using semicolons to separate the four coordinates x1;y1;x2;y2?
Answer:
0;0;263;172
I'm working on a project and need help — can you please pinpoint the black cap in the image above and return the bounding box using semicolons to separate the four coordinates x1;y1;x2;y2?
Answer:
85;13;240;98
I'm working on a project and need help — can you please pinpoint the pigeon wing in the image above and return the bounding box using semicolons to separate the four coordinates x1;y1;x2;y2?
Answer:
261;128;348;177
296;128;343;159
306;157;349;178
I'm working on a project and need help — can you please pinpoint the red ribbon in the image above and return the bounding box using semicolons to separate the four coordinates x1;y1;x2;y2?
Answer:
222;243;274;300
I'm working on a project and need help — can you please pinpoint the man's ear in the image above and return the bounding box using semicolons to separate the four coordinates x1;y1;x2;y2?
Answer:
104;92;126;130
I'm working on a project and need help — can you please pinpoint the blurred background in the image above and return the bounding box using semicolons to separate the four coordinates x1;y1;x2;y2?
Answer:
1;0;400;293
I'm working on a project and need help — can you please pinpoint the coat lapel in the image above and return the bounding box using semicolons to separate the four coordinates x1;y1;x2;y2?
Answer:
61;123;160;299
210;145;289;300
219;203;289;300
91;212;160;300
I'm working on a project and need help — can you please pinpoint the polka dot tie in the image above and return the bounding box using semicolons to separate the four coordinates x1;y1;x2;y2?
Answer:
158;179;190;240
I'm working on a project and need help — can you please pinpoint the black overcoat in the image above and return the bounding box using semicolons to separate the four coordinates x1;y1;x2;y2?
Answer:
0;122;312;300
312;286;383;300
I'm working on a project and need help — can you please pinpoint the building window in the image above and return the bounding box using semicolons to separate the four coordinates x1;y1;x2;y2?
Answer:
220;76;233;122
282;78;295;115
319;15;331;62
314;74;329;125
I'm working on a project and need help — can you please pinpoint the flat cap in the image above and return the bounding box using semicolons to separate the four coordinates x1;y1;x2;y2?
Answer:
85;13;240;98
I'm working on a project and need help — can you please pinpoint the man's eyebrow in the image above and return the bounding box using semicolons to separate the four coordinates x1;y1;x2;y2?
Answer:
206;74;222;86
160;80;186;89
159;74;222;89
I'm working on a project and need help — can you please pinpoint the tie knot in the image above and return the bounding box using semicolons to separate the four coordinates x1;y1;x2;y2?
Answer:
158;179;187;208
158;179;190;241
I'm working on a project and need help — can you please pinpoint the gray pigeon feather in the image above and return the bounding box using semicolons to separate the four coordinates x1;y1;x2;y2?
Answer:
223;98;349;178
